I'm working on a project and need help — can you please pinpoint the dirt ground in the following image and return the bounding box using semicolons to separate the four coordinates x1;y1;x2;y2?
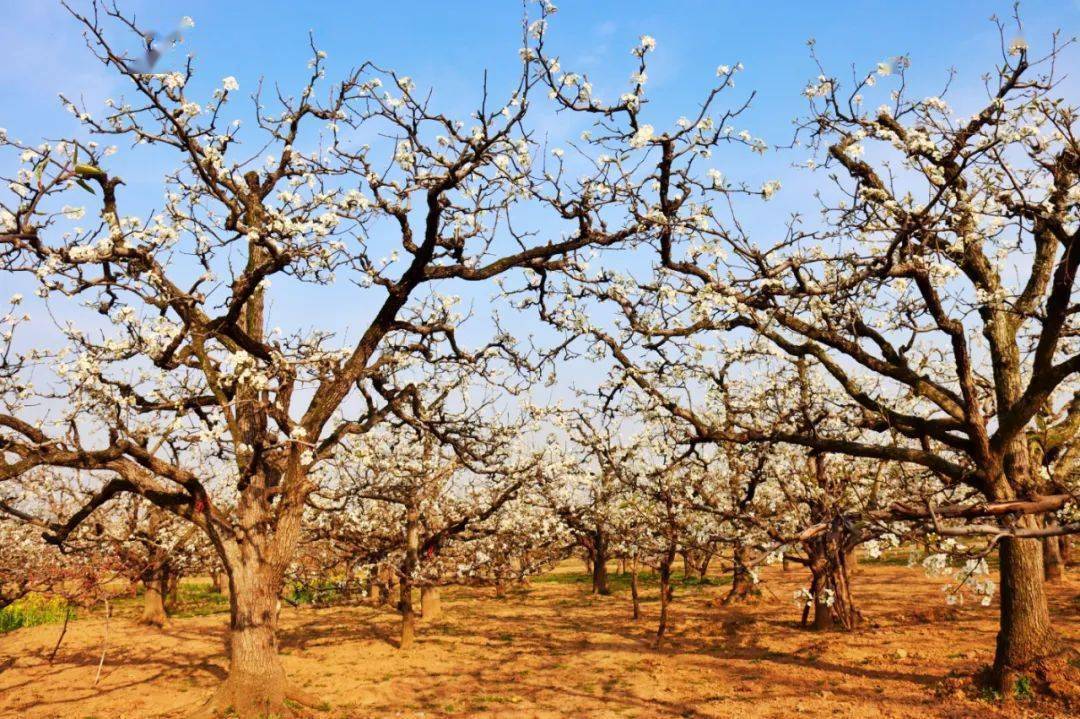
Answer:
0;563;1077;719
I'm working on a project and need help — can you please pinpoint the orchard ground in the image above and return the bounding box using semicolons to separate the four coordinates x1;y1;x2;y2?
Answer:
0;561;1077;719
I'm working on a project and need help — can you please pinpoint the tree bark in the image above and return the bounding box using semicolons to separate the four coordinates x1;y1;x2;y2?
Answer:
193;558;294;718
421;586;441;621
140;573;167;627
630;557;640;621
192;534;317;719
993;531;1057;692
800;529;858;631
591;532;610;595
399;506;419;650
654;548;676;648
165;568;180;608
722;543;760;605
1043;531;1064;583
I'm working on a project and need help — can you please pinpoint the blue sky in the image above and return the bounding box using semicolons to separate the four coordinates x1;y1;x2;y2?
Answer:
1;0;1078;405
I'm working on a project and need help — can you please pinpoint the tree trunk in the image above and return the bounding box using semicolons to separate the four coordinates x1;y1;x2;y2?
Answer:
993;532;1056;692
165;567;180;609
723;544;760;605
140;574;167;627
495;577;506;598
421;586;441;621
192;542;318;719
809;572;836;631
697;552;712;582
399;581;416;649
1043;531;1064;583
1062;535;1074;566
211;570;227;594
630;557;640;621
399;507;419;650
194;560;292;718
654;549;675;648
845;546;859;576
591;532;610;595
800;530;858;631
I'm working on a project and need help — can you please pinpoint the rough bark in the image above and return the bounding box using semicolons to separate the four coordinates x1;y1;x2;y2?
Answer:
798;532;859;631
993;529;1057;692
191;556;316;719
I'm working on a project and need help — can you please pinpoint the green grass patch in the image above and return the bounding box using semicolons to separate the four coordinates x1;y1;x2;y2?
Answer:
0;595;73;633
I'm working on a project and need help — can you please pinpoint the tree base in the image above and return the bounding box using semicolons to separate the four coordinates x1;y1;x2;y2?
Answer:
720;583;762;606
188;677;322;719
991;645;1079;702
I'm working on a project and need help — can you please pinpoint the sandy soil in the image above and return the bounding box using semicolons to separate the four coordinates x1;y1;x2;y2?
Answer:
0;563;1077;719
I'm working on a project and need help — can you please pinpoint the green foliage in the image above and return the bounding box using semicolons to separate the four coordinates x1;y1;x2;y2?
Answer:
284;579;345;606
0;595;72;633
1014;675;1033;701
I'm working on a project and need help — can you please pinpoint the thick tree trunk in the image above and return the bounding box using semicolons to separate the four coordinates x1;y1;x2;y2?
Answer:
140;574;167;627
193;559;297;718
800;533;858;631
192;543;317;719
845;546;859;576
723;544;760;605
993;532;1057;692
421;586;441;621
